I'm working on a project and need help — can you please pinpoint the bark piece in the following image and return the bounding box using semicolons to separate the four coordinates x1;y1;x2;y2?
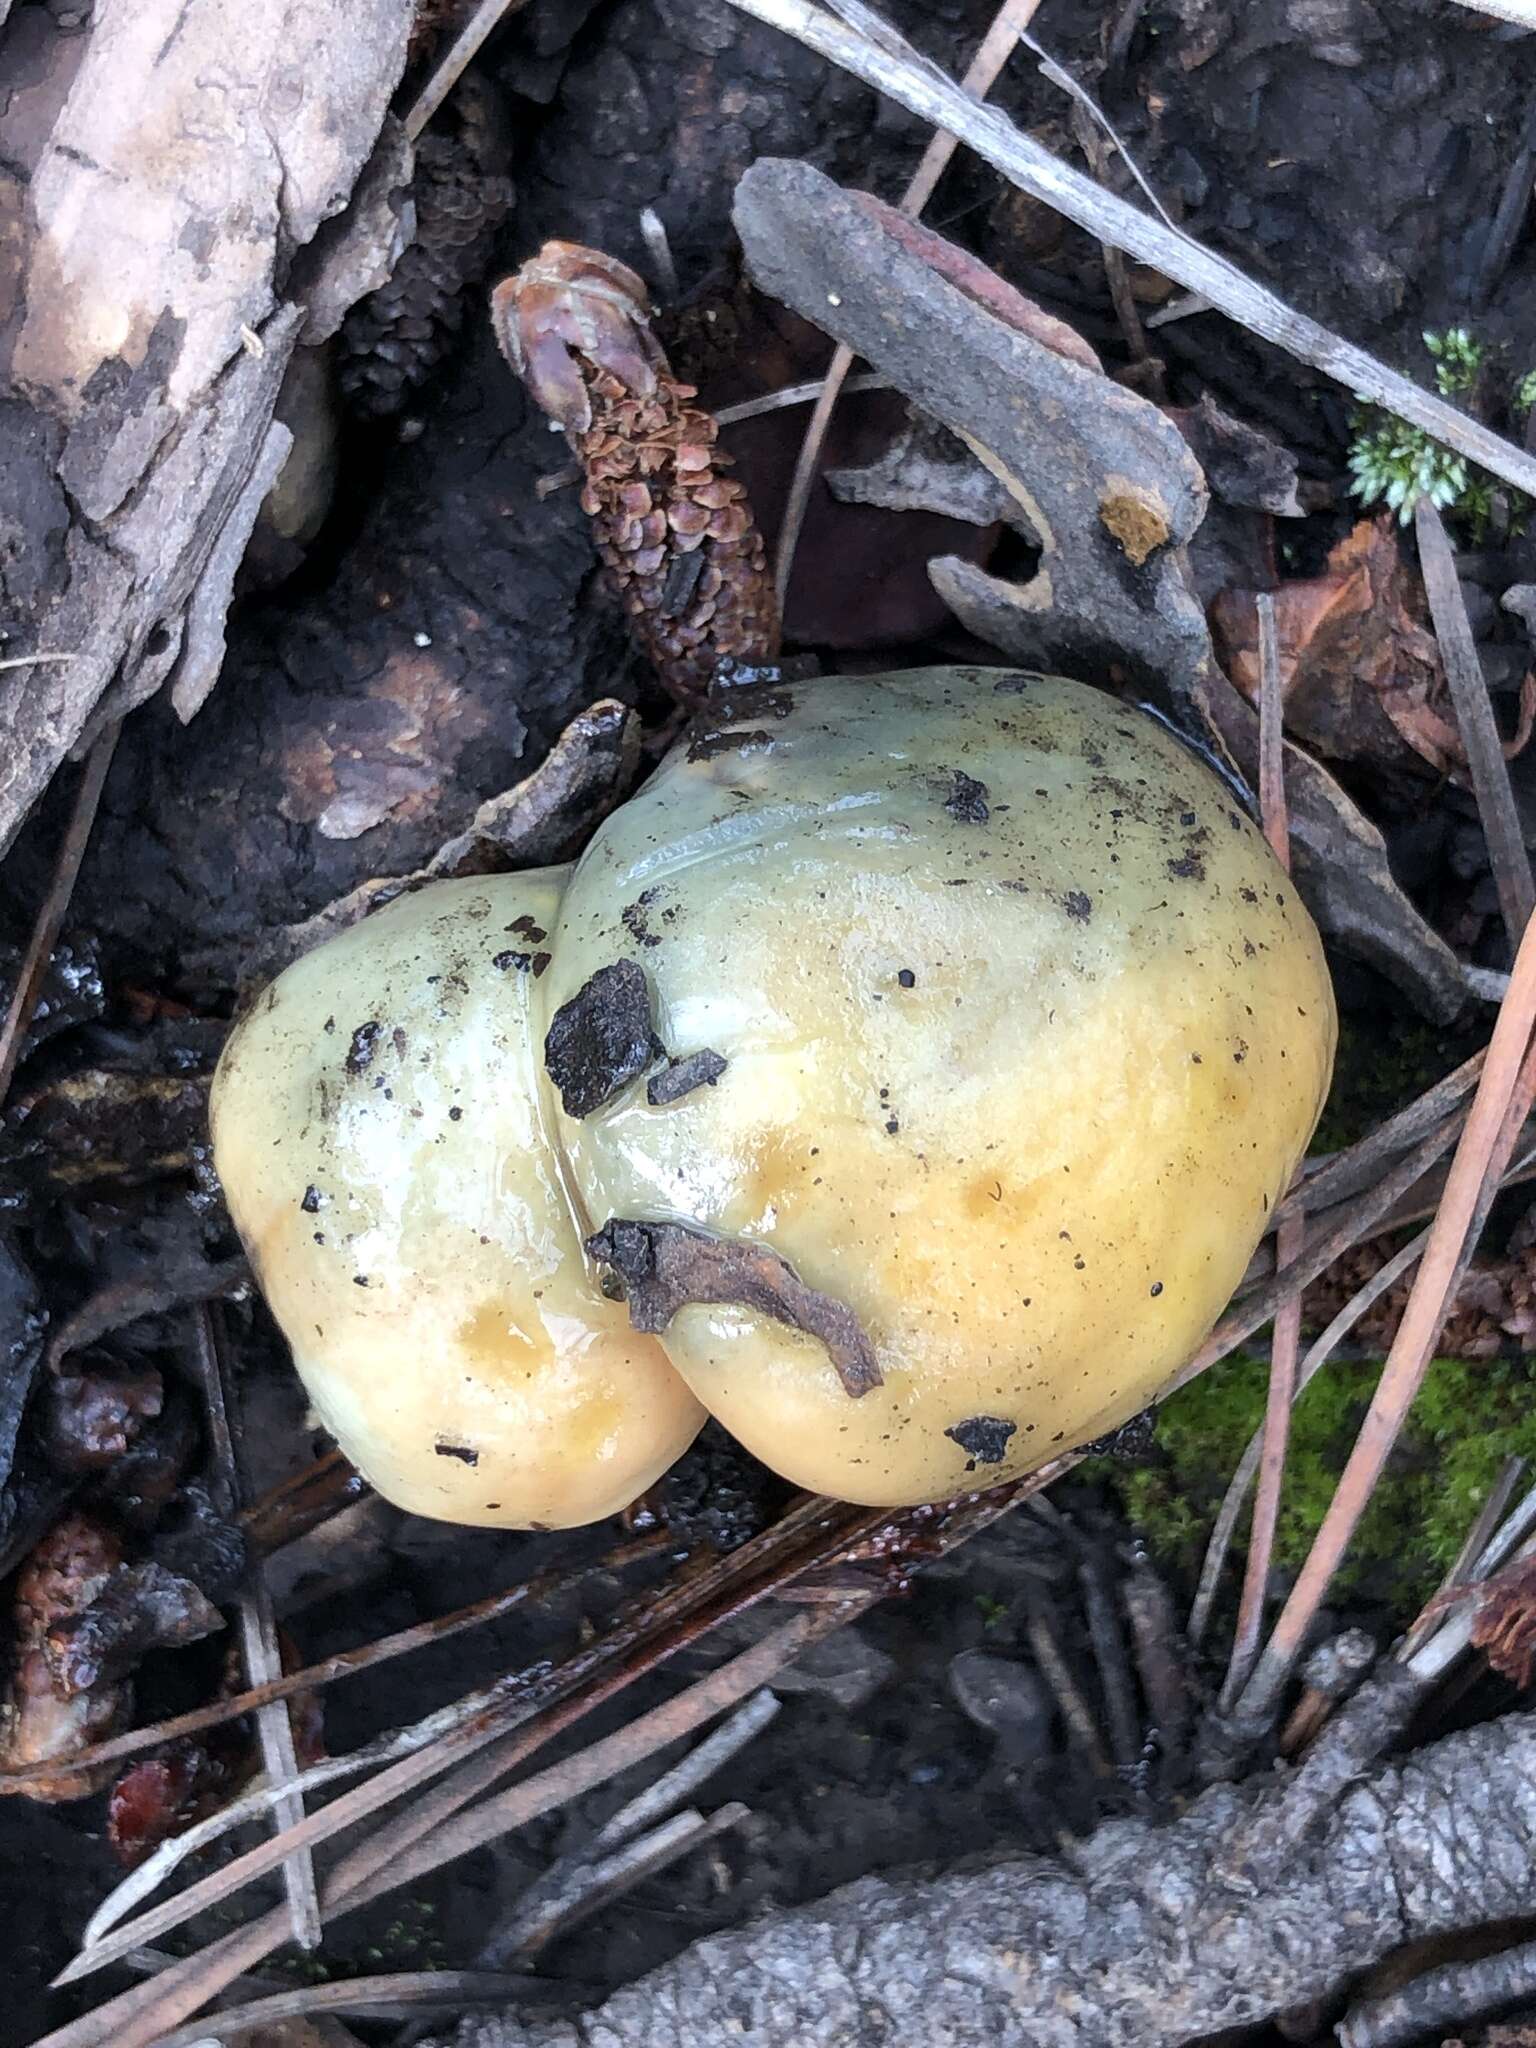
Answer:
826;408;1017;528
44;1562;223;1697
733;158;1468;1023
646;1049;727;1107
543;961;657;1118
428;700;641;875
586;1217;882;1398
435;1701;1536;2048
1167;391;1304;516
732;158;1211;703
0;0;415;855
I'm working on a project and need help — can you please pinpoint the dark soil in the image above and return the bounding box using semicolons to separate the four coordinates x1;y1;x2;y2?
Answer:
6;2;1536;2045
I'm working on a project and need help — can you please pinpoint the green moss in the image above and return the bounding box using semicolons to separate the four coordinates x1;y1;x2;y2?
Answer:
1103;1351;1536;1615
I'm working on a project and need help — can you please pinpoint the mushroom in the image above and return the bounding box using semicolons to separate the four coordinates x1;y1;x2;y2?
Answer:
212;669;1335;1524
210;873;707;1529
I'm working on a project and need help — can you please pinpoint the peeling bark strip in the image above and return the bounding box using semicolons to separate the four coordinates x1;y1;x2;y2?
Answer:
543;961;657;1118
0;0;416;856
585;1219;882;1398
437;1693;1536;2048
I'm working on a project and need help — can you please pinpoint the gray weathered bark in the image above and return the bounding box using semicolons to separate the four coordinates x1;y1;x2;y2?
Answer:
434;1702;1536;2048
0;0;415;855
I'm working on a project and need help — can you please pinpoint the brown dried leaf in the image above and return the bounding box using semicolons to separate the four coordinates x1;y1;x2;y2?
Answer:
587;1217;882;1398
1211;516;1466;781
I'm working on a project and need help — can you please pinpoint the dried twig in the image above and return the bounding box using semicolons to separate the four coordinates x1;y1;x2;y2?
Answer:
1255;594;1288;867
59;1536;733;1980
1220;595;1298;1706
1122;1561;1189;1776
1077;1555;1139;1768
480;1689;779;1965
1068;101;1149;365
0;1533;665;1798
119;1970;523;2048
534;376;896;499
1417;495;1536;951
488;1803;753;1966
1232;920;1536;1734
39;1481;1050;2048
0;722;119;1113
1274;1049;1484;1227
243;1447;369;1555
1188;1230;1429;1649
773;0;1045;605
190;1306;321;1952
1337;1931;1536;2048
1174;1115;1463;1393
1021;29;1173;232
1400;1454;1527;1663
403;0;533;139
723;0;1536;501
1024;1598;1112;1775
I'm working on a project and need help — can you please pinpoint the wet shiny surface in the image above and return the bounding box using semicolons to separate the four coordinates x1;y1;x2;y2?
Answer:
551;669;1335;1504
211;874;704;1528
214;668;1336;1523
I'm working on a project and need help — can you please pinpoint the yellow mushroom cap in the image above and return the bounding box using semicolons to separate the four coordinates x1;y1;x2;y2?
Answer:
212;667;1335;1524
209;873;705;1529
549;668;1335;1504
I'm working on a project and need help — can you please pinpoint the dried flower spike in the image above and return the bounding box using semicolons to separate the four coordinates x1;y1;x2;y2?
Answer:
491;241;780;704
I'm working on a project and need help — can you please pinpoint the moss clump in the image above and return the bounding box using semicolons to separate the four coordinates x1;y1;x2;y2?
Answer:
1106;1352;1536;1614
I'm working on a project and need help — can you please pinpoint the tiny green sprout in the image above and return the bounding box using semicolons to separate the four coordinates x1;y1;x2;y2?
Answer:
1347;412;1468;526
973;1592;1009;1632
1424;325;1484;397
1346;327;1516;539
1514;366;1536;418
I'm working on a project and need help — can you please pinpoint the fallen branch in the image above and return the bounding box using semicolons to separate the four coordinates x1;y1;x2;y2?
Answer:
431;1701;1536;2048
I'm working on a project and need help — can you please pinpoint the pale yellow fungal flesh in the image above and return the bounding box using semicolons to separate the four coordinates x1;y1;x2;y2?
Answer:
210;874;705;1529
550;668;1335;1505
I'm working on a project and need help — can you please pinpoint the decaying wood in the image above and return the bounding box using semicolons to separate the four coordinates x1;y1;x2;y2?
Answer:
435;1698;1536;2048
732;158;1471;1020
0;0;416;856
